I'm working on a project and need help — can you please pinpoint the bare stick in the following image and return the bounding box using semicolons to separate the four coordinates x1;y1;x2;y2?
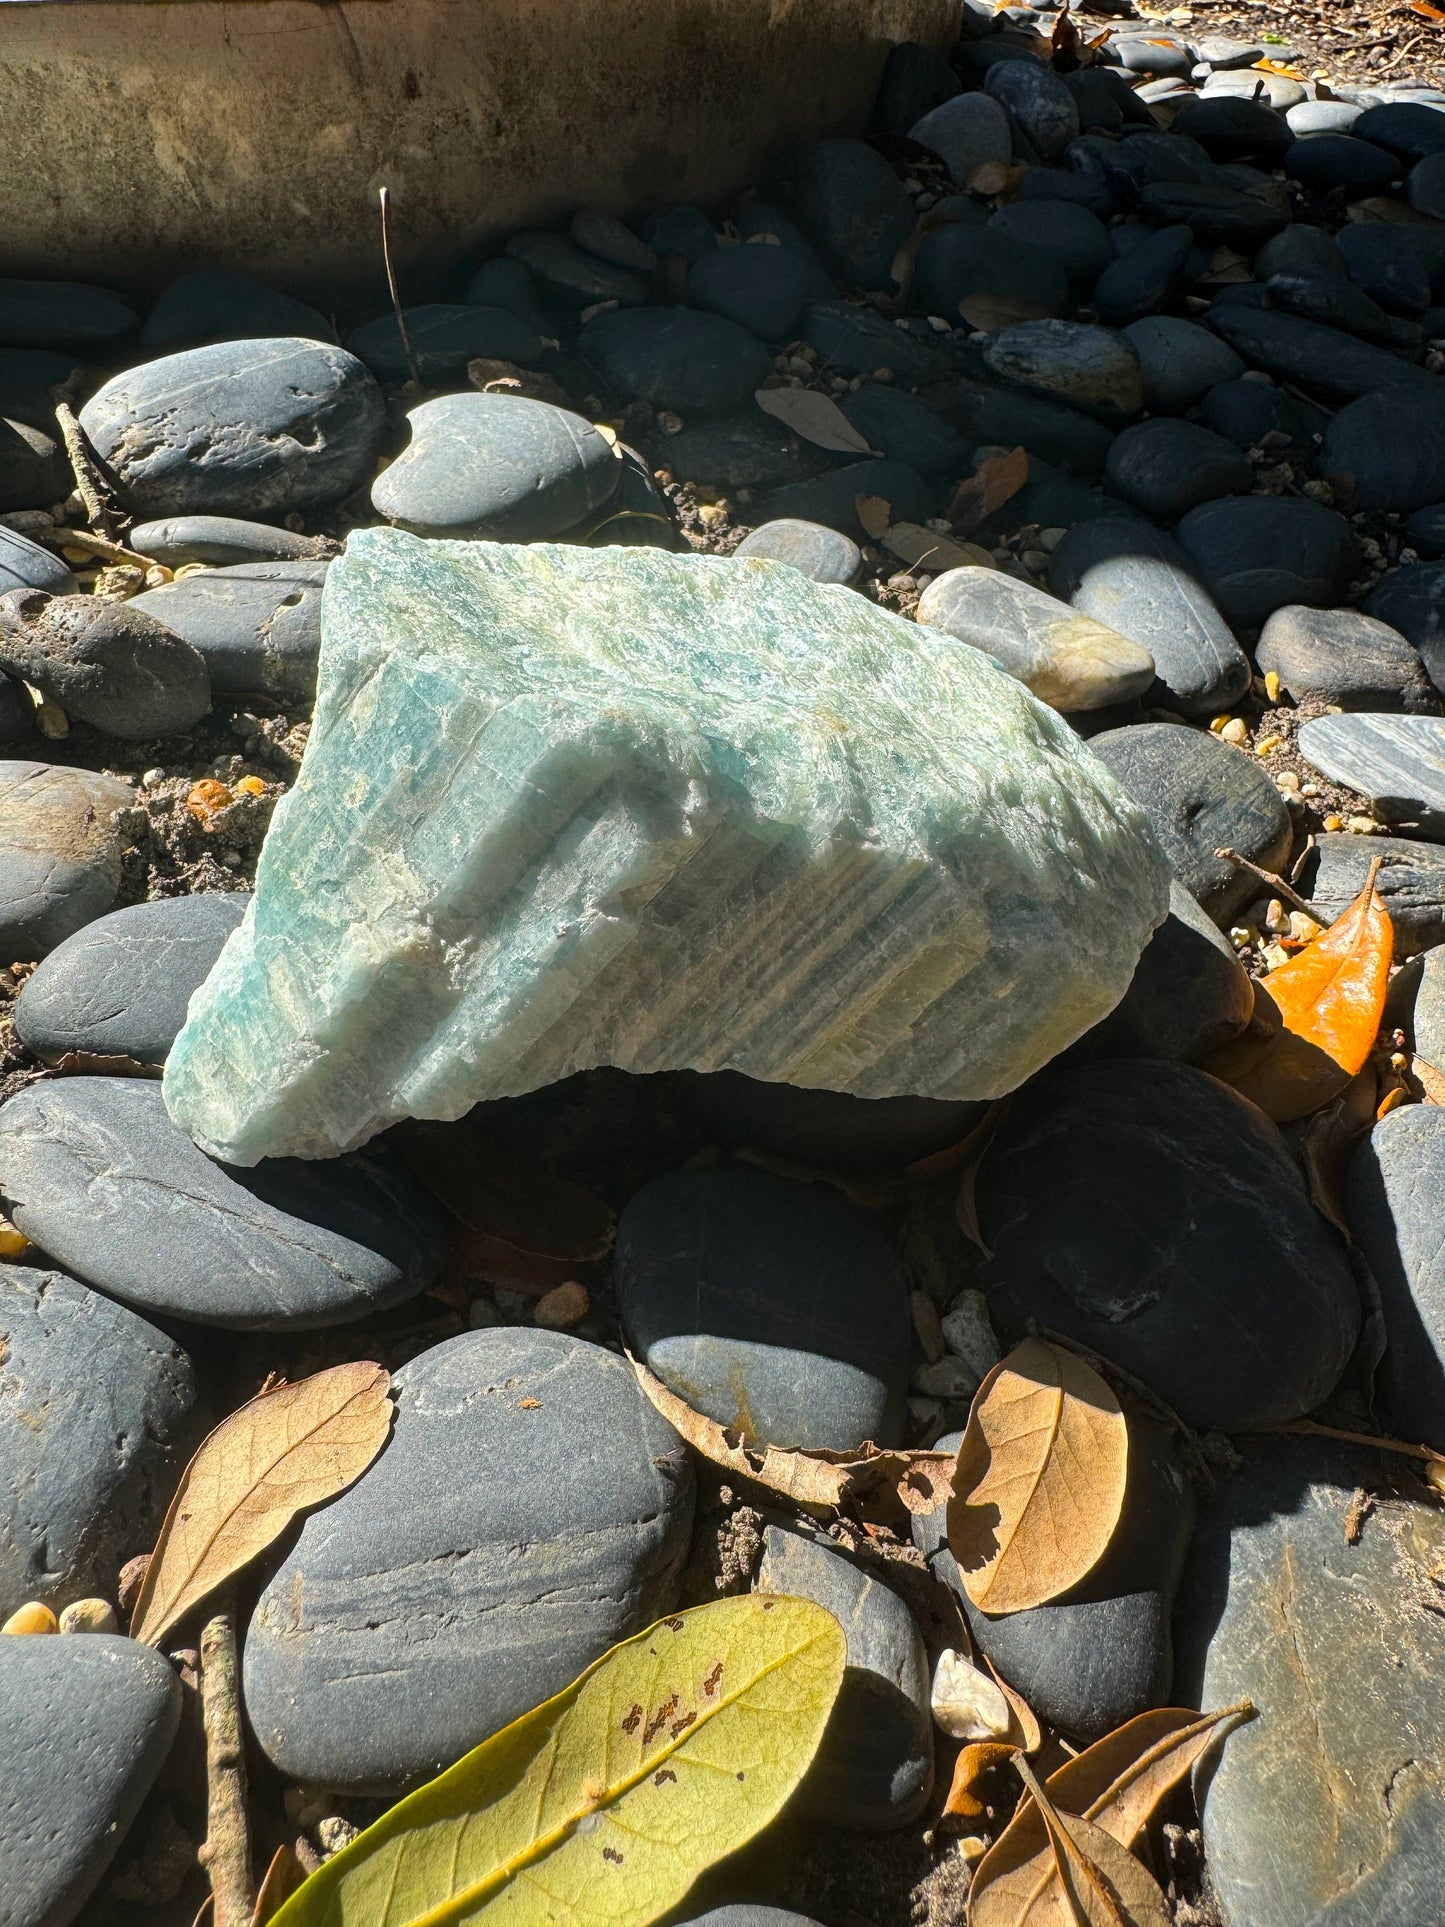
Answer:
198;1606;256;1927
51;386;114;536
1214;846;1324;925
379;186;422;389
1258;1416;1445;1470
41;525;155;569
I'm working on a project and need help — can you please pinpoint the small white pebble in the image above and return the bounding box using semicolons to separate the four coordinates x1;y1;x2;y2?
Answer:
1288;911;1319;943
534;1280;590;1330
1220;717;1249;747
1276;769;1301;793
931;1649;1013;1741
1301;781;1321;798
942;1290;1001;1382
1264;898;1289;935
912;1354;981;1401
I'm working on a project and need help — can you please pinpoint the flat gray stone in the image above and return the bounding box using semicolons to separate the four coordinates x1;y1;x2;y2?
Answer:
915;1413;1195;1739
909;92;1012;185
0;591;211;740
1298;713;1445;838
984;58;1081;157
616;1165;910;1450
1122;315;1245;414
1303;832;1445;958
372;393;621;539
917;565;1156;712
79;338;385;519
243;1328;694;1794
129;560;328;700
1347;1105;1445;1442
0;1076;447;1330
0;761;132;961
0;1634;181;1927
1087;721;1292;921
0;1266;197;1620
756;1526;932;1830
1177;1439;1445;1927
1207;302;1439;403
1257;606;1437;713
15;892;249;1066
1048;517;1249;715
128;516;339;567
1286;99;1364;136
982;320;1143;419
976;1060;1361;1430
733;519;862;584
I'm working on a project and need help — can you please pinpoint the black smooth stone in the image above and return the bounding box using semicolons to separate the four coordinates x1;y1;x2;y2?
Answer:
580;307;770;417
1138;181;1287;248
1168;95;1293;160
1348;1106;1445;1442
616;1165;911;1450
465;257;552;327
872;40;963;133
675;1066;981;1171
504;232;649;310
140;269;331;352
1412;151;1445;222
1337;222;1432;314
0;278;137;350
988;200;1114;292
926;375;1116;479
1302;832;1445;958
1256;605;1437;713
349;304;545;385
1325;387;1445;511
687;245;815;342
1283;133;1401;193
1353;100;1445;160
640;205;720;265
1264;273;1409;349
1091;223;1193;328
1207;302;1439;401
802;301;941;385
1017;162;1117;220
1103;132;1211;201
130;560;328;700
660;411;836;491
1061;879;1254;1065
15;891;249;1066
127;515;338;568
1200;375;1328;450
766;139;916;290
975;1060;1361;1430
915;1412;1195;1739
1175;495;1360;629
839;383;972;476
1104;417;1253;521
1407;503;1445;557
1255;223;1350;283
0;413;68;513
913;225;1071;322
757;458;934;540
1122;315;1244;414
983;58;1081;158
1367;561;1445;691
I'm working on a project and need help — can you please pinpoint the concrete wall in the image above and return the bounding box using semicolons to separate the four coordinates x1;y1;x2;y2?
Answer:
0;0;956;307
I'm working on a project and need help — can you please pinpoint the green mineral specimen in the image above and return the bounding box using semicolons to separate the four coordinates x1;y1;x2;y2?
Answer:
163;529;1170;1163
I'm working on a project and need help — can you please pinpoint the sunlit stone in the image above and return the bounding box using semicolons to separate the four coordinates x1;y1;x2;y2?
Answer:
163;529;1169;1163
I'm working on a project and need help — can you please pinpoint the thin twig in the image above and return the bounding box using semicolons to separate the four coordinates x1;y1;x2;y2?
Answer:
1214;846;1324;925
40;525;155;569
1257;1416;1445;1469
378;186;422;389
198;1605;256;1927
51;380;114;536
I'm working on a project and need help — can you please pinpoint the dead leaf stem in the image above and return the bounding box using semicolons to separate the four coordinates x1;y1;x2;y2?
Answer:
1213;847;1323;925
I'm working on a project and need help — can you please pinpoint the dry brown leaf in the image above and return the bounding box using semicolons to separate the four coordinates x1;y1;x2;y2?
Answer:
948;1339;1128;1614
856;493;893;539
959;291;1051;331
884;522;994;575
253;1845;308;1925
1039;1806;1170;1927
945;1741;1020;1822
631;1356;955;1526
968;1704;1254;1927
1201;862;1392;1123
987;1658;1043;1753
1297;1062;1380;1235
965;161;1026;201
753;385;876;454
949;448;1030;534
132;1363;394;1647
907;1098;1006;1184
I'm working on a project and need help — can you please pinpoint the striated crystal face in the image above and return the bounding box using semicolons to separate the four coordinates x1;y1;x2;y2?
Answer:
163;529;1170;1164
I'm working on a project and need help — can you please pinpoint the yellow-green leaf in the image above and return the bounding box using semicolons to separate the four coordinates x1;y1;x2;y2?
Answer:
270;1595;846;1927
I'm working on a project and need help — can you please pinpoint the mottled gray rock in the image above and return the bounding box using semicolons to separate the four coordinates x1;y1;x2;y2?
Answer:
1303;832;1445;958
616;1165;910;1450
976;1060;1361;1429
1257;606;1436;713
15;892;249;1066
1062;878;1253;1064
917;565;1156;711
0;590;211;740
349;304;545;385
674;1070;982;1175
581;306;771;416
1104;418;1253;522
765;139;917;289
0;1077;447;1329
982;320;1143;418
0;1633;181;1927
0;525;74;598
1122;315;1245;414
243;1328;694;1793
984;58;1081;157
372;394;621;540
915;1412;1195;1739
0;1265;196;1619
1087;721;1291;922
129;560;328;700
757;1526;931;1829
1177;1440;1445;1927
732;519;862;584
79;338;385;519
1176;496;1360;629
1324;388;1445;513
127;515;338;567
909;92;1012;185
0;761;132;961
1298;713;1445;838
1348;1106;1445;1442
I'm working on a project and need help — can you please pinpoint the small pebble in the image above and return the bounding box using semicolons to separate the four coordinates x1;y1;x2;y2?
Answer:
533;1280;591;1329
57;1599;118;1636
2;1602;57;1635
316;1816;359;1857
930;1648;1012;1741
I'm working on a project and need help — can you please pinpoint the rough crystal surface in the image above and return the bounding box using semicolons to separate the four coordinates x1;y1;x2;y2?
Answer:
164;530;1169;1164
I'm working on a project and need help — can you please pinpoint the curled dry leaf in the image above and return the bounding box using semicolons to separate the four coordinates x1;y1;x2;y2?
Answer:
132;1362;394;1648
1201;863;1392;1124
632;1357;955;1526
968;1703;1255;1927
987;1658;1042;1753
948;448;1030;534
947;1339;1128;1614
269;1596;845;1927
1296;1062;1380;1236
753;385;877;454
253;1846;308;1926
945;1741;1021;1823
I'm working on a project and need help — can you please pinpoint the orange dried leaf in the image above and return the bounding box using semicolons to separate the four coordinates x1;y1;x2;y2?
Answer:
987;1658;1043;1753
949;447;1030;533
1253;56;1304;77
1409;1;1445;22
1200;865;1392;1122
945;1741;1020;1821
947;1339;1128;1613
